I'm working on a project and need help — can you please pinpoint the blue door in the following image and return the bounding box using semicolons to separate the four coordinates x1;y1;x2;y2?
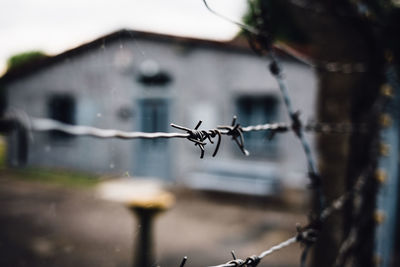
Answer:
134;98;171;179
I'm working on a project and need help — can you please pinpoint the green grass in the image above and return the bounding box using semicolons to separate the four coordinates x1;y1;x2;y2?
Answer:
1;167;99;188
0;137;6;169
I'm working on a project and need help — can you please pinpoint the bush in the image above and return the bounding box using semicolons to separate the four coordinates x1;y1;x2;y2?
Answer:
6;50;48;72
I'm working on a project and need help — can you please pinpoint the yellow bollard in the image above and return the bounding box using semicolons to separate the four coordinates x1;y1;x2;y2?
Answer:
97;178;174;267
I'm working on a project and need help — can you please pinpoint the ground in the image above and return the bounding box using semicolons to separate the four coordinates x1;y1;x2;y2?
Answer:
0;171;308;267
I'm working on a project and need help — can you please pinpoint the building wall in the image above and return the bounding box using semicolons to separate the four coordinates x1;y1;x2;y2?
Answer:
5;36;318;188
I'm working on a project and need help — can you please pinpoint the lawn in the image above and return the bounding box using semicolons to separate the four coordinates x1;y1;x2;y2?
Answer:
0;167;99;188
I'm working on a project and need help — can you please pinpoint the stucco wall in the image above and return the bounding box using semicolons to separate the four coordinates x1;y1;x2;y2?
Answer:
5;36;317;188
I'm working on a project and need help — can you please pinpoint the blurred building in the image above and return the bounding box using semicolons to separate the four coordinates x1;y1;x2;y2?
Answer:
0;29;318;194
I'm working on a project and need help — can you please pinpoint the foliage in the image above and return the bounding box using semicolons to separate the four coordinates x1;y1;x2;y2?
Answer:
1;167;99;188
243;0;400;63
6;50;48;72
0;137;5;169
242;0;308;44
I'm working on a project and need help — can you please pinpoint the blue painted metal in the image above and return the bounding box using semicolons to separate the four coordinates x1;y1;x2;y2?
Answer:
374;65;400;267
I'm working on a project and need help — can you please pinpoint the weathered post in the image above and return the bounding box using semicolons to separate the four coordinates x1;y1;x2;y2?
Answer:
97;178;174;267
128;191;174;267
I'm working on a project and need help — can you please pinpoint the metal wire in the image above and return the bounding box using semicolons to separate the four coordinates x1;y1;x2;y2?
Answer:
267;53;325;225
7;115;366;139
202;0;260;36
27;117;285;139
6;115;291;158
208;236;298;267
201;167;370;267
30;117;190;139
320;169;367;221
259;236;298;259
333;169;369;267
289;0;377;22
1;114;374;267
0;2;383;266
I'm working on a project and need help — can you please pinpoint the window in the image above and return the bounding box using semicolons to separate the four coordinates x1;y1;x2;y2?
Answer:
236;95;279;156
137;60;172;87
48;94;76;140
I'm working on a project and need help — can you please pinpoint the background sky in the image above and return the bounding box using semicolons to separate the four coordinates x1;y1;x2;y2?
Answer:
0;0;248;75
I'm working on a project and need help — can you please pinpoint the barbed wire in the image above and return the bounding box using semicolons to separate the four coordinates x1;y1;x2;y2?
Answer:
0;113;375;267
205;0;370;74
268;53;325;210
207;236;298;267
0;2;384;266
199;1;381;267
289;0;381;23
1;114;369;160
274;41;369;74
176;165;368;267
202;0;260;36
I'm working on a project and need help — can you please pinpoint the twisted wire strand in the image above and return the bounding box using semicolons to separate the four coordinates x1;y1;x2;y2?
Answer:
333;169;369;267
259;236;298;259
11;115;290;158
30;117;190;139
204;167;370;267
3;114;373;267
208;236;298;267
203;0;370;74
6;114;366;139
202;0;325;213
25;117;293;139
202;0;260;36
24;117;364;139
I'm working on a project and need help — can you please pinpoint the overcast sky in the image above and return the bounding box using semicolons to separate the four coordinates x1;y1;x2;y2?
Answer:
0;0;247;75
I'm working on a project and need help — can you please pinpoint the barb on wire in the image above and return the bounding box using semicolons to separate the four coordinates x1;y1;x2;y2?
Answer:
267;46;324;267
208;227;321;267
179;256;188;267
274;42;368;74
320;169;367;221
206;165;371;267
333;168;370;267
299;244;311;267
268;52;325;214
200;0;325;219
208;235;298;267
171;120;222;158
306;120;368;134
2;113;375;267
218;116;249;156
203;0;369;74
7;115;295;158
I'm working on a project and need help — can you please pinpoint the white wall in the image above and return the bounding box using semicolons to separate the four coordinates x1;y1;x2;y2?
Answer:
6;36;318;188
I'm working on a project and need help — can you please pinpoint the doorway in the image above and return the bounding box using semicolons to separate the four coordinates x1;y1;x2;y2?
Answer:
134;98;171;180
